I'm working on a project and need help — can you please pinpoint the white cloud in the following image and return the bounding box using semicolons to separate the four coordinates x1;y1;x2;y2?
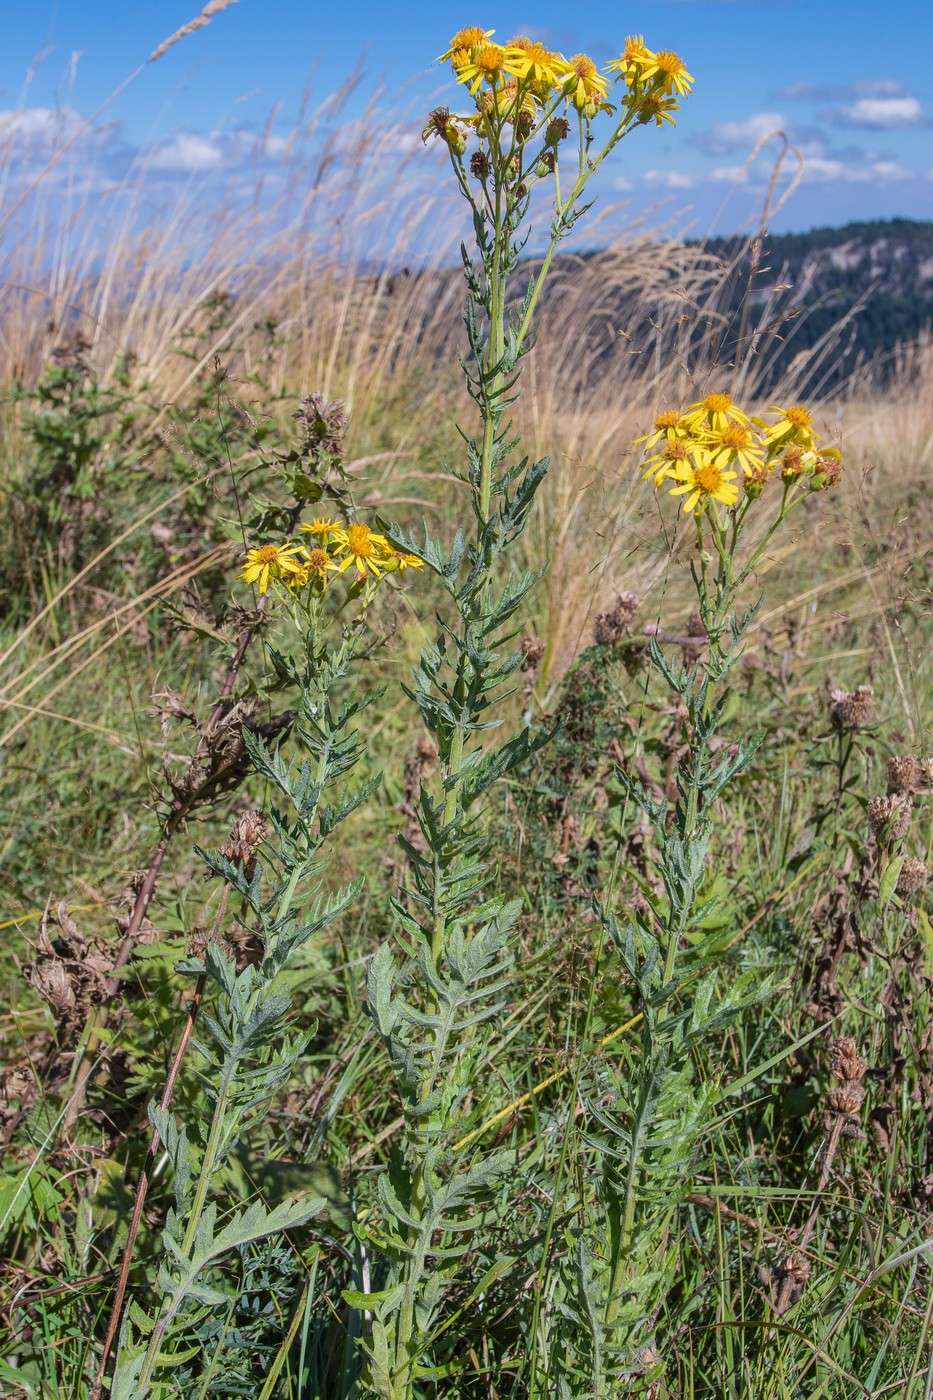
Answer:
711;165;750;184
835;95;926;129
0;106;86;149
147;132;224;171
643;169;695;189
692;111;786;156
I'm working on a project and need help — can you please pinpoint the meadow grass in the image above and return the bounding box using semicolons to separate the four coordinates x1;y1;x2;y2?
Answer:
0;27;931;1400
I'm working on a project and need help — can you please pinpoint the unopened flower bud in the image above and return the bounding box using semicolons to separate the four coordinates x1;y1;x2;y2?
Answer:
535;151;556;177
546;117;571;145
581;100;598;120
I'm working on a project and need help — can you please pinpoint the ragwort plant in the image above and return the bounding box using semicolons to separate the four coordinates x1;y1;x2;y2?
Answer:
354;26;699;1399
543;398;845;1392
103;500;424;1395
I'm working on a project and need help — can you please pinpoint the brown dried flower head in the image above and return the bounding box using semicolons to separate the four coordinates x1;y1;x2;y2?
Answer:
896;857;928;896
830;1036;867;1083
868;793;912;843
520;636;546;672
828;1080;865;1116
828;684;873;731
293;393;348;463
886;754;922;795
593;591;638;647
220;810;266;881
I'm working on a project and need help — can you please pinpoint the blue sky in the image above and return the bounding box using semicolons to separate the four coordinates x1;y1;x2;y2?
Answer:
2;0;932;247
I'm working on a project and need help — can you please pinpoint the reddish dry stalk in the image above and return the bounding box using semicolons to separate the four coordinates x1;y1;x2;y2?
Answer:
91;883;230;1399
774;1115;845;1316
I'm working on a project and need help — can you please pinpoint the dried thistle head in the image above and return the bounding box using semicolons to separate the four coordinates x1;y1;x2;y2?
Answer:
520;636;546;672
830;1036;867;1082
293;393;348;464
220;810;266;881
868;793;912;845
896;857;928;896
828;1080;865;1116
828;684;873;731
886;754;922;796
593;591;638;647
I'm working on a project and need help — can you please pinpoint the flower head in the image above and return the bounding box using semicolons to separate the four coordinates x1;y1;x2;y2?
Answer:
241;543;305;595
440;27;494;65
640;49;693;97
642;436;692;486
686;392;749;433
300;516;343;541
667;453;740;514
333;522;391;579
385;549;426;574
636;408;689;451
503;38;567;93
764;403;816;450
706;421;765;477
608;35;655;87
563;54;610;110
457;42;508;94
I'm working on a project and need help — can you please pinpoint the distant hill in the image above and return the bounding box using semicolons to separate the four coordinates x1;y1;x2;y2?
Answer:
694;218;933;391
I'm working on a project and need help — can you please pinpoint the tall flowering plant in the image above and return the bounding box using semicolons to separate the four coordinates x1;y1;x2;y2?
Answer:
353;23;696;1400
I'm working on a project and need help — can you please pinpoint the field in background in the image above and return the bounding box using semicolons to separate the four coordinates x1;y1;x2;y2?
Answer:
1;82;932;1398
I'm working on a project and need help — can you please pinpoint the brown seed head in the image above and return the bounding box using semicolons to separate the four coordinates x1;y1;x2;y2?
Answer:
896;857;928;896
886;754;922;795
293;393;348;463
220;811;266;880
828;1080;865;1116
868;793;912;843
828;684;873;731
520;635;546;671
830;1036;867;1082
593;591;638;647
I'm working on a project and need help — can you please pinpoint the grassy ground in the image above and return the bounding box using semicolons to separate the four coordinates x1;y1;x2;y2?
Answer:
0;133;931;1397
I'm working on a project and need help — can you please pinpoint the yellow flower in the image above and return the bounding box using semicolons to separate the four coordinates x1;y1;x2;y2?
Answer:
300;516;343;541
386;549;426;574
642;437;693;487
440;27;494;65
637;92;681;127
301;546;341;583
636;408;690;451
607;35;655;87
640;49;693;98
333;522;391;579
457;42;508;95
241;543;305;595
562;54;610;109
763;404;816;450
503;38;568;93
685;392;749;434
705;422;766;477
667;454;739;514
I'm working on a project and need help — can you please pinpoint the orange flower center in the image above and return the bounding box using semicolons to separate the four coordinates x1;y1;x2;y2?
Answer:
720;424;750;448
655;410;681;430
570;54;597;79
694;463;724;492
346;524;376;557
664;441;689;460
255;545;281;563
306;549;329;571
704;393;732;414
475;43;506;75
451;27;488;51
655;50;685;75
786;405;812;429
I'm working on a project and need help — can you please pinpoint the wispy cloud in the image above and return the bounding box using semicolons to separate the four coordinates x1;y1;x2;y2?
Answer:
690;110;786;156
643;169;695;190
777;78;929;129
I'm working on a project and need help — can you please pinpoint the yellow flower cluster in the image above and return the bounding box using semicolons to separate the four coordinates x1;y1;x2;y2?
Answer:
241;519;424;595
424;27;692;146
637;393;843;516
